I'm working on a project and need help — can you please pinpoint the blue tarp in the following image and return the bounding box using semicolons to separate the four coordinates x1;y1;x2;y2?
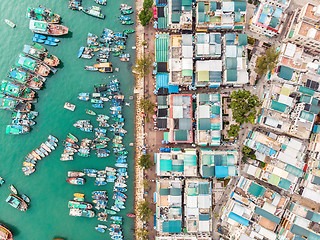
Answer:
156;73;169;90
160;147;171;152
168;85;179;93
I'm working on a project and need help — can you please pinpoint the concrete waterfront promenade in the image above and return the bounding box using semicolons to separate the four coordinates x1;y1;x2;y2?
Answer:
134;0;145;237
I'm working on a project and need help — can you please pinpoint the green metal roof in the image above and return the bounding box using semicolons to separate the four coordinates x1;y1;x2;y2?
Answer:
238;34;247;45
269;17;279;28
160;159;172;171
298;86;315;96
255;207;281;224
172;12;181;23
300;110;314;122
174;130;188;141
199;118;211;130
285;164;303;177
162;220;181;233
159;188;170;195
226;69;237;82
199;183;209;195
248;182;266;197
170;188;181;196
198;2;205;12
202;165;214;177
278;66;293;80
278;178;291;190
234;1;246;11
270;100;288;113
226;58;237;69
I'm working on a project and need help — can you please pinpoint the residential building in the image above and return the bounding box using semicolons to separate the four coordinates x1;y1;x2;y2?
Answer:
184;179;212;235
260;0;290;10
250;2;287;37
278;202;320;239
169;34;193;86
195;33;221;58
285;3;320;52
168;94;193;143
155;0;169;30
156;179;184;235
223;33;249;85
155;148;198;177
195;59;223;87
199;149;238;178
156;95;169;130
196;0;246;31
155;33;170;94
167;0;192;30
196;93;222;146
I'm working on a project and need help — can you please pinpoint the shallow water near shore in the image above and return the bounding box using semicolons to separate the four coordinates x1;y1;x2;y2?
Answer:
0;0;135;239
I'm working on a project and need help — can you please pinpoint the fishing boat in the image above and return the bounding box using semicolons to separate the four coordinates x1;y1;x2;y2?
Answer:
119;15;130;21
123;29;134;34
31;150;41;160
8;67;44;90
16;53;52;76
21;194;31;203
6;125;30;135
92;103;103;108
23;44;60;67
111;205;120;212
48;135;58;142
0;177;4;186
67;133;78;142
85;66;98;71
114;191;127;199
106;209;117;215
95;0;107;5
12;118;35;126
120;4;132;10
45;141;55;150
32;37;44;43
68;200;93;209
26;6;61;23
78;92;90;101
12;111;38;120
0;224;13;240
4;19;16;28
6;194;28;211
121;9;133;15
35;148;45;158
69;208;95;218
64;102;76;111
114;187;127;192
93;62;113;72
82;6;105;19
9;185;18;195
105;167;116;172
77;46;85;58
85;109;96;115
68;171;85;177
111;236;123;240
47;36;60;42
69;0;83;10
115;182;127;188
95;227;106;233
66;177;85;185
29;20;68;36
44;40;58;46
0;79;36;101
121;20;134;25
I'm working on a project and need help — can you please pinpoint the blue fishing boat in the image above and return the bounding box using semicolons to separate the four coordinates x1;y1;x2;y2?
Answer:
115;163;128;168
117;168;127;173
119;15;130;21
112;195;125;201
47;36;60;42
34;33;46;39
111;236;123;240
92;103;103;108
84;169;97;175
78;92;89;101
114;187;127;192
78;46;85;58
107;175;116;180
110;216;123;221
95;181;107;186
95;128;107;134
32;37;45;43
95;227;106;233
116;159;126;164
114;191;127;199
44;40;58;46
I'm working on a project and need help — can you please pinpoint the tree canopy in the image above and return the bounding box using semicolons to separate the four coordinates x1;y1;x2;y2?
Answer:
137;200;152;222
255;46;279;76
139;154;154;169
230;90;261;124
132;54;153;78
143;0;153;9
227;124;240;138
135;228;149;240
138;9;153;27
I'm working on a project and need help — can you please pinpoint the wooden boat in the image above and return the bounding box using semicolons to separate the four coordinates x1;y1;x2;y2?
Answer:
66;177;85;185
121;9;133;15
64;102;76;111
0;223;13;240
48;135;58;142
82;6;105;19
29;20;68;36
16;54;51;77
95;0;107;5
123;29;134;34
85;109;96;115
31;150;41;160
26;6;61;23
68;200;93;209
85;66;98;71
21;194;31;203
121;20;133;25
68;171;85;177
9;185;18;195
4;19;16;28
6;194;28;211
127;213;135;218
6;125;30;136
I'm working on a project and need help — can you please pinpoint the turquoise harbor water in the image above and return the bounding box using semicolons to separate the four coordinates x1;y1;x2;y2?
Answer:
0;1;135;239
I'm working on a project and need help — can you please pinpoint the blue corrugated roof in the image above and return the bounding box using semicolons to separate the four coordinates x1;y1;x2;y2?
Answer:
258;13;267;24
228;212;249;226
156;73;169;89
168;85;179;93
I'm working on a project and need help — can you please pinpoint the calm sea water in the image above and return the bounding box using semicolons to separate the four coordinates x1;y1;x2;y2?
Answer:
0;0;135;239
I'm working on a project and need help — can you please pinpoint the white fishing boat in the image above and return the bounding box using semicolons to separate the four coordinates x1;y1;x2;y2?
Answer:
5;19;16;28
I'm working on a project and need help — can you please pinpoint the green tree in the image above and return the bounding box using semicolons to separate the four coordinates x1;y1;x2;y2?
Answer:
230;90;261;124
139;98;156;121
227;124;240;138
135;228;149;240
137;200;152;222
143;0;153;9
132;54;153;78
138;9;153;27
143;179;150;190
260;162;266;168
242;146;252;156
139;154;154;169
255;46;280;76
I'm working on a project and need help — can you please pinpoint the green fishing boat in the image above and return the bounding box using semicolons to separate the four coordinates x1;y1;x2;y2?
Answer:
106;209;116;215
82;6;105;19
123;29;134;34
121;20;133;25
91;144;108;150
85;109;96;115
0;80;36;101
67;133;78;142
121;9;133;15
113;51;122;57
